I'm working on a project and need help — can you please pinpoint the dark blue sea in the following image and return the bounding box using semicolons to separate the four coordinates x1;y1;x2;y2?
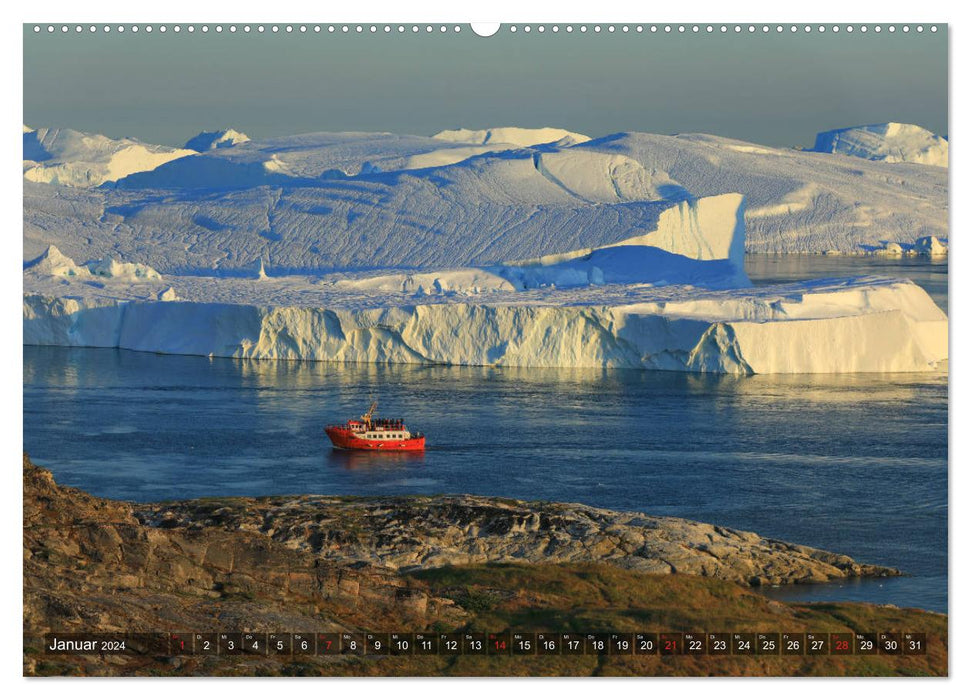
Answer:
22;257;948;613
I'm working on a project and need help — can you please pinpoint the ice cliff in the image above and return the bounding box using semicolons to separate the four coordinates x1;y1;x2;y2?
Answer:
23;276;947;374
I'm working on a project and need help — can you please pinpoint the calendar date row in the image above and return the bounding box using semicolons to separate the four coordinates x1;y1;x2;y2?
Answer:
44;631;928;657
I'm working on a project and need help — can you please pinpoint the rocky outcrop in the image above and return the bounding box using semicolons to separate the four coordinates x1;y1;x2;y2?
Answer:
135;494;897;587
24;454;945;677
23;454;462;641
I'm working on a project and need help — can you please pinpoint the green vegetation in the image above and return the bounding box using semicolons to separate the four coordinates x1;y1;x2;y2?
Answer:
26;562;947;677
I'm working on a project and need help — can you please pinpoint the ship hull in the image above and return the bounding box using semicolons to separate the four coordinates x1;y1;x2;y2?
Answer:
325;426;426;451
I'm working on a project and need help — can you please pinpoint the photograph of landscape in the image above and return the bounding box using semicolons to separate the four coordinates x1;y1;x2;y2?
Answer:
22;22;948;677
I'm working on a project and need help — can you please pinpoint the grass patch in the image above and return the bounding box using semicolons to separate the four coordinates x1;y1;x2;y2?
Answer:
454;586;503;613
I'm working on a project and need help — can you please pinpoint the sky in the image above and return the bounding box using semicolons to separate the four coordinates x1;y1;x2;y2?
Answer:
23;25;948;148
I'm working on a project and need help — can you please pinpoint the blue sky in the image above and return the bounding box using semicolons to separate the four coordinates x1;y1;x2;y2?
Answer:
23;25;947;147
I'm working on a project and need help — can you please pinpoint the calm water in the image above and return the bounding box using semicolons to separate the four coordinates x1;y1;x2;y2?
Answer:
22;257;948;613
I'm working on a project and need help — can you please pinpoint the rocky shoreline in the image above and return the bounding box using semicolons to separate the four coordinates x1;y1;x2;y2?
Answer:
25;453;944;677
135;493;897;587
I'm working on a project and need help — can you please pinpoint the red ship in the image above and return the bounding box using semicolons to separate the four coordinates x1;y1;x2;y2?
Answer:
325;402;426;451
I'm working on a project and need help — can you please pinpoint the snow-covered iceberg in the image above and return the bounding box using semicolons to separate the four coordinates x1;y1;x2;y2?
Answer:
23;127;195;187
873;235;948;258
432;126;591;147
23;186;946;374
28;149;751;273
914;235;948;256
111;130;553;189
25;246;161;282
23;245;89;278
24;127;947;260
570;131;947;255
333;193;748;292
812;123;948;168
88;258;162;281
23;277;947;374
20;123;949;374
184;129;250;152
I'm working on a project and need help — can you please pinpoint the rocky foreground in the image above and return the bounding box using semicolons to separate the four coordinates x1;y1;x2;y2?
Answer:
24;454;945;677
136;493;897;587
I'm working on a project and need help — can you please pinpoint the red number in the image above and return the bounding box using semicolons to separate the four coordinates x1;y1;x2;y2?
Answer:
836;641;849;651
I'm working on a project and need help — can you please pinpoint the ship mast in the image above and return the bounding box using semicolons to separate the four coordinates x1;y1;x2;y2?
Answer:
362;401;378;425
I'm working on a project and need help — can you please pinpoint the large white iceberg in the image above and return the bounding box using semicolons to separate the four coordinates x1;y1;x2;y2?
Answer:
570;131;947;255
20;124;949;374
24;127;947;261
23;277;947;374
23;127;195;187
109;130;555;188
812;122;948;168
19;188;947;376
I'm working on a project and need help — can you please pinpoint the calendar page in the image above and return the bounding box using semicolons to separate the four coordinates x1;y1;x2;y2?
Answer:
21;17;948;680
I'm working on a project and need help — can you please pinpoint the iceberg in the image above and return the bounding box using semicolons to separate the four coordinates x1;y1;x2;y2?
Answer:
23;245;89;278
25;246;162;283
22;277;947;374
110;130;565;190
914;235;948;257
184;128;251;151
88;258;162;281
23;127;195;187
20;124;948;374
157;286;179;302
570;131;947;255
432;126;591;147
812;122;948;168
24;127;946;261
